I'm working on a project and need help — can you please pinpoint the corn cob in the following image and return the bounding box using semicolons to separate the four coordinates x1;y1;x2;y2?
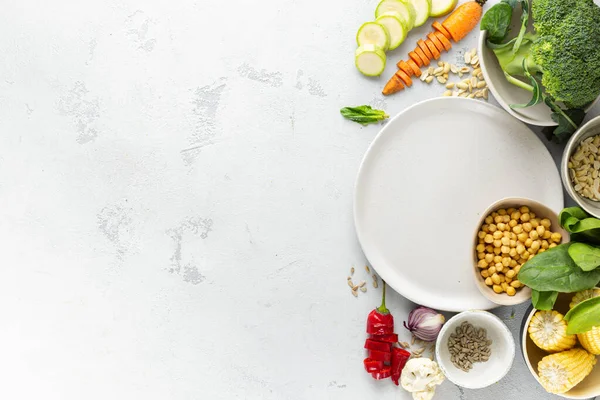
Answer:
528;310;577;353
578;327;600;355
570;288;600;309
538;348;596;394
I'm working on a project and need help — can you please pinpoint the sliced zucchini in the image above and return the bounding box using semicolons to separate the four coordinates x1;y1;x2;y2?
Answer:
375;12;408;50
430;0;457;17
399;0;418;29
356;22;390;51
375;0;415;31
410;0;432;27
355;45;387;77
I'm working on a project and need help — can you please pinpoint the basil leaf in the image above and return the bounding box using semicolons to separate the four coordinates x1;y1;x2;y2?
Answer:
518;243;600;292
560;207;600;244
480;2;513;43
564;297;600;334
568;243;600;271
340;105;389;125
531;290;558;311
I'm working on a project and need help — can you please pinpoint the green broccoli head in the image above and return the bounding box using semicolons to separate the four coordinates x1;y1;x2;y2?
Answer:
531;0;585;36
531;1;600;108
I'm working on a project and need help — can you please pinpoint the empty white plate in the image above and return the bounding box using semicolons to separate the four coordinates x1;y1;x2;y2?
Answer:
353;98;563;312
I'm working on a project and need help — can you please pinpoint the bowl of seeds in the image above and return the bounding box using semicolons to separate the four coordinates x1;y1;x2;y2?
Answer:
562;116;600;219
472;198;568;306
435;310;515;389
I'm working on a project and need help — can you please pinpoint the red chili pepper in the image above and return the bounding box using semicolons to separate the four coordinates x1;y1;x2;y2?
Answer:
369;333;398;343
368;349;392;363
363;358;384;373
371;366;392;380
366;281;394;335
364;339;392;352
391;348;411;386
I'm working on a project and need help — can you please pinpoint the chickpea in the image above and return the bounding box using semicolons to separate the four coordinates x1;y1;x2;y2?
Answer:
525;238;533;248
519;206;530;214
485;277;493;286
497;222;506;231
493;255;502;264
484;234;493;243
529;254;535;260
530;219;539;229
491;212;498;218
509;219;518;228
489;224;497;232
485;245;494;252
478;231;486;239
509;248;517;258
530;213;536;219
494;216;503;224
517;232;528;242
485;254;494;263
493;231;503;240
516;244;525;255
531;241;541;251
551;232;562;243
510;280;521;288
509;232;517;240
502;257;511;267
495;262;503;269
510;260;518;268
541;240;549;250
513;225;523;234
488;266;497;274
485;216;493;224
523;222;533;232
481;270;490;278
493;240;502;248
478;259;488;268
501;236;510;245
506;287;517;296
498;209;507;216
503;231;511;239
505;270;516;279
530;230;539;240
549;243;557;249
507;208;516;215
511;211;521;220
522;250;530;259
521;213;531;222
501;246;510;254
541;218;551;229
536;225;545;236
493;284;503;293
491;273;501;285
542;230;552;240
509;240;516;247
514;265;522;274
499;274;506;283
538;248;546;253
493;247;502;255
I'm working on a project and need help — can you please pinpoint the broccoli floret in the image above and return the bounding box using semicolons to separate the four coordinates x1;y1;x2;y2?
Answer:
493;0;600;108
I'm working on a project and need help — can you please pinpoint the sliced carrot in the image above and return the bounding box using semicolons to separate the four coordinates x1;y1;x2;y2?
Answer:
417;40;433;61
427;33;445;54
408;51;423;67
396;70;412;87
397;60;414;77
414;47;430;66
424;40;441;60
433;31;452;51
406;59;422;77
382;75;405;95
432;21;452;40
442;1;484;42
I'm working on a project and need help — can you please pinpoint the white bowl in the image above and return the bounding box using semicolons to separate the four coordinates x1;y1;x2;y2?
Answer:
478;30;600;126
435;310;515;389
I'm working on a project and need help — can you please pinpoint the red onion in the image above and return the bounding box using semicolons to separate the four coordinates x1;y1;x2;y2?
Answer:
403;306;445;342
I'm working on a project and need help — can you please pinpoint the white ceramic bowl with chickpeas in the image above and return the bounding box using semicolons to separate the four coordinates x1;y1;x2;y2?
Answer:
561;115;600;219
473;198;568;306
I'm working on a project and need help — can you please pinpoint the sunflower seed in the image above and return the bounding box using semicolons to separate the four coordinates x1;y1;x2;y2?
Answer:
352;289;358;297
399;341;410;349
360;286;367;293
347;279;354;288
350;267;355;275
365;265;370;273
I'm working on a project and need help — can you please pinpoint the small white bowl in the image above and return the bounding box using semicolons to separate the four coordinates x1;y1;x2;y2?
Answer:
478;30;600;126
435;310;515;389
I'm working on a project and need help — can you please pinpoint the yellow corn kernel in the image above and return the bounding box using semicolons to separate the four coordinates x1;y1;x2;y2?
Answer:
570;289;600;309
528;310;577;353
538;348;596;394
578;327;600;355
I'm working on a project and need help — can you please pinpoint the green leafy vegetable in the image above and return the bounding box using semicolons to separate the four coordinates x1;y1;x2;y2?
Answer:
512;0;529;54
542;100;585;143
531;289;558;310
560;207;600;244
340;105;389;125
510;59;543;108
518;243;600;292
480;2;513;43
564;296;600;334
568;243;600;272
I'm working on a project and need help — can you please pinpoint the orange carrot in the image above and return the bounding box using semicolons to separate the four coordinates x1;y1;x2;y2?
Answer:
397;60;414;77
424;40;440;60
442;0;487;42
427;33;445;53
406;60;422;77
396;70;413;87
382;74;405;95
414;48;430;66
433;31;452;51
417;40;433;61
383;0;487;95
432;21;452;40
408;51;424;67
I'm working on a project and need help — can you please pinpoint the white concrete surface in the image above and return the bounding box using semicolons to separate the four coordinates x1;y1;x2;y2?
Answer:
0;1;597;399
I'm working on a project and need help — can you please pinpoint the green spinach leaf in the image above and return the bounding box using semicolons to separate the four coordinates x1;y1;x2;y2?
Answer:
510;59;543;108
481;2;514;43
564;297;600;334
518;243;600;292
559;207;600;244
340;105;389;125
531;290;558;310
568;243;600;271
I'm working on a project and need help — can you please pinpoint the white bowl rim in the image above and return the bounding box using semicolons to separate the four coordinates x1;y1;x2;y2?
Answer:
435;310;516;389
478;30;600;127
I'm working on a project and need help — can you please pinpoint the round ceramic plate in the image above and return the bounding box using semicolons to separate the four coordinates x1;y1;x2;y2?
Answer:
354;98;564;312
